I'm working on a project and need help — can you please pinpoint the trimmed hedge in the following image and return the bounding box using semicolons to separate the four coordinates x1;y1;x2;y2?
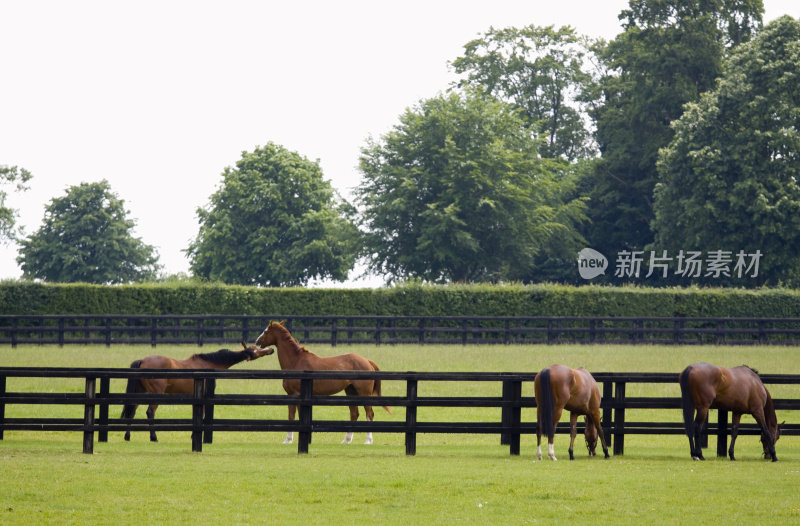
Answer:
1;281;800;318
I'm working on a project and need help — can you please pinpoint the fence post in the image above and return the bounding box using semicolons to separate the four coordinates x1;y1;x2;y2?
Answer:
613;381;626;455
507;380;522;456
150;318;158;347
0;375;5;440
192;377;204;452
501;381;511;446
298;377;313;454
83;377;96;454
602;380;613;451
331;318;338;347
203;378;216;444
405;378;418;456
716;409;728;457
98;377;110;443
105;317;111;347
11;318;18;348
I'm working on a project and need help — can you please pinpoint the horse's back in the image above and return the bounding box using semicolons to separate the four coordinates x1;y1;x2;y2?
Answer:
137;355;178;369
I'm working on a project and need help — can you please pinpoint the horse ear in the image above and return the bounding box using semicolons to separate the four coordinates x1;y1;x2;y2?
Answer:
241;342;248;349
280;319;287;326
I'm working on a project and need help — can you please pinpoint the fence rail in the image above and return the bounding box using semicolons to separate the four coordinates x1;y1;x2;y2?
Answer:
2;315;800;346
1;367;798;456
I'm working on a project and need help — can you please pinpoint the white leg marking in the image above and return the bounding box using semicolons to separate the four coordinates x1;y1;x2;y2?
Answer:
536;445;543;461
548;443;557;461
341;432;354;444
283;431;294;444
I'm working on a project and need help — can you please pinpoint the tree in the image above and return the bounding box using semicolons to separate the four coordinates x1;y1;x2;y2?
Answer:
451;24;597;161
0;164;33;243
187;142;358;286
652;16;800;286
17;180;160;283
355;91;587;283
587;0;763;255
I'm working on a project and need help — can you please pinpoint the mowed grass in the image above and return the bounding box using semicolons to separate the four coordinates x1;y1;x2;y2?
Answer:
1;343;799;524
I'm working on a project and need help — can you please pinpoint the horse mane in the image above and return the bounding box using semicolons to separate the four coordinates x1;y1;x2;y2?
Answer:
271;322;304;351
743;364;760;375
195;348;251;367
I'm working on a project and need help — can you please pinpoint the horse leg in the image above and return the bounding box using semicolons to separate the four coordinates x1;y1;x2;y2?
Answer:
121;404;137;441
728;413;742;461
592;412;610;459
340;385;361;444
363;405;375;445
536;406;543;461
568;412;578;460
146;404;158;442
549;407;563;461
692;407;707;460
284;405;297;444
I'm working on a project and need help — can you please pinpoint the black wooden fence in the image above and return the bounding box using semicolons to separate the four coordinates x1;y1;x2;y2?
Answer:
2;315;800;346
1;367;798;456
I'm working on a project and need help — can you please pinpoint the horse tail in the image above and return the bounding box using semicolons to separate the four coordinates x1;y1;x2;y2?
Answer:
368;359;391;414
121;359;144;420
539;368;555;440
679;365;695;438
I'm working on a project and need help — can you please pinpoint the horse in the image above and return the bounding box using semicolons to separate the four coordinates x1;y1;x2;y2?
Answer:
679;362;782;461
121;343;273;441
534;364;610;461
255;320;390;445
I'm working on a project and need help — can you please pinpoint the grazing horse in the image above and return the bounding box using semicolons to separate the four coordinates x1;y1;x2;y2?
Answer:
679;362;782;461
255;320;390;445
121;343;273;441
534;364;610;461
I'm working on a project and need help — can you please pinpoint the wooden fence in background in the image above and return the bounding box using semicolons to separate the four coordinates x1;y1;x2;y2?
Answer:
2;315;800;346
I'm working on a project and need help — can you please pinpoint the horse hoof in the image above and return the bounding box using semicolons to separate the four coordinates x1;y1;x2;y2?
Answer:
282;439;293;445
536;454;542;461
549;455;558;461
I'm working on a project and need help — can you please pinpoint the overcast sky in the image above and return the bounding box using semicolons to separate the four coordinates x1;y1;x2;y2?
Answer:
2;1;798;286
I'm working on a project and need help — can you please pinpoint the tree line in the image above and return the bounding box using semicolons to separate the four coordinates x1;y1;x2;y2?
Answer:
3;2;799;288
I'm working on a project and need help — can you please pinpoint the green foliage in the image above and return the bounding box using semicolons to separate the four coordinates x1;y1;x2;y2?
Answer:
586;0;763;254
356;91;587;283
16;180;160;283
187;142;359;286
0;164;32;243
1;281;799;318
452;24;597;161
653;16;800;287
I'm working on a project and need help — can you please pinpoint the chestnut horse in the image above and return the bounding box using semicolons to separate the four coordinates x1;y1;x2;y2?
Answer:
534;364;610;461
679;362;782;461
255;320;390;445
121;343;273;441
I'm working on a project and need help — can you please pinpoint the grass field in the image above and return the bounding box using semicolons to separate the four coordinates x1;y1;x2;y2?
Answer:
1;343;799;524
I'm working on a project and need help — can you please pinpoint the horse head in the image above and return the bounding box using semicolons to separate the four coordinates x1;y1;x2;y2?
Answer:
241;342;274;359
584;415;598;456
255;320;286;349
761;420;784;459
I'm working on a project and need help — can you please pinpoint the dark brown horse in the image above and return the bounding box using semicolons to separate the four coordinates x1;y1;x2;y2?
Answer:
255;320;390;445
534;364;610;461
121;343;273;441
679;362;782;461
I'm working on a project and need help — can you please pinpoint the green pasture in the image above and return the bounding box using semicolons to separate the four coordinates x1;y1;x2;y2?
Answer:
1;343;799;524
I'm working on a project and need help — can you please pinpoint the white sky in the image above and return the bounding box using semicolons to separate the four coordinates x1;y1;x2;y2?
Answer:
2;1;798;286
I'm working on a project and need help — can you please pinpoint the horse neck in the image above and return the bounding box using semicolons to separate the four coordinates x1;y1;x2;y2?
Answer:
763;390;778;431
274;329;306;369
